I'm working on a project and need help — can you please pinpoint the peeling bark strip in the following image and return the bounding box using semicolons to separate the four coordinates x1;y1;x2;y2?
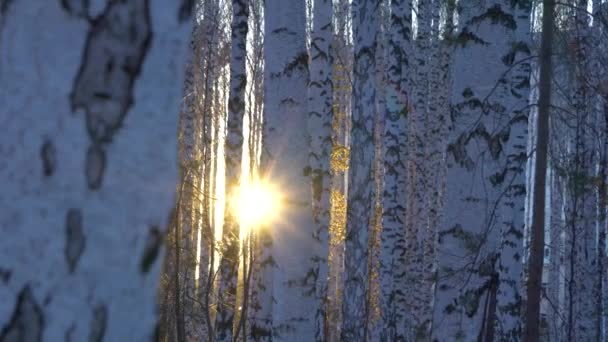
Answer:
89;304;107;342
70;0;152;189
40;140;56;177
0;286;44;342
140;226;161;273
65;208;85;273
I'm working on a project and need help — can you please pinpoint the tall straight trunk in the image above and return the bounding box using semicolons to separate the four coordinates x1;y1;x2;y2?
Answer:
261;0;315;340
525;0;554;339
596;98;608;342
547;164;565;342
327;1;352;338
308;0;333;340
494;1;532;339
407;0;432;338
600;98;608;342
215;1;249;341
176;18;201;342
341;0;378;340
246;2;272;339
378;0;411;340
432;0;531;340
0;0;192;340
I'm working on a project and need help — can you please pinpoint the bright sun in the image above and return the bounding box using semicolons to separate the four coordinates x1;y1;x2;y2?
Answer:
235;181;281;228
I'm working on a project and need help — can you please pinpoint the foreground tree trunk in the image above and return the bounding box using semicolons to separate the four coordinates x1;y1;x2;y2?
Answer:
259;0;315;340
341;0;379;340
432;0;531;339
0;1;192;340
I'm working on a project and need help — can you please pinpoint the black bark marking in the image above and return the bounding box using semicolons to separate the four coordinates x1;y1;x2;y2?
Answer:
64;324;75;342
70;0;151;143
40;140;56;177
140;226;161;273
70;0;152;189
60;0;89;18
0;268;10;284
65;208;85;273
85;144;105;190
89;304;107;342
178;0;194;22
0;0;13;15
0;286;44;342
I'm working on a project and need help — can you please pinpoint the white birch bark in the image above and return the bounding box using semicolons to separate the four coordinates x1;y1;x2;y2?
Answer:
0;0;192;340
260;0;316;340
432;0;530;340
308;0;333;340
327;1;352;338
341;0;378;340
215;0;249;340
378;0;411;340
494;1;531;339
406;0;432;338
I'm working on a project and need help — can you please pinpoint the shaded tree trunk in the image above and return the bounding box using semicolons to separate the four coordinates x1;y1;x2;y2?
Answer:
378;0;411;340
341;0;379;340
0;0;193;340
308;0;334;340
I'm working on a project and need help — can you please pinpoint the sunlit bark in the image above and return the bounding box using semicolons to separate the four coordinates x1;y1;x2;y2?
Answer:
215;0;249;340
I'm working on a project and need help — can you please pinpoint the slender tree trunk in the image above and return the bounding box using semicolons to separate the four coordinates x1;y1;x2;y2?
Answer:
407;0;435;338
525;0;554;339
341;0;379;340
215;1;249;340
308;0;333;340
0;1;193;340
378;0;411;340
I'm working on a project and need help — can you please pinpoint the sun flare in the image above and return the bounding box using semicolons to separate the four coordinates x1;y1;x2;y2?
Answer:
235;181;281;229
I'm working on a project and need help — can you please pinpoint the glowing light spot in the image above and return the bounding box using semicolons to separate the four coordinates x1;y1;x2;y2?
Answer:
235;181;281;229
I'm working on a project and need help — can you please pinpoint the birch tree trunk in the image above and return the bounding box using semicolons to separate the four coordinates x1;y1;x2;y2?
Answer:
260;0;315;340
432;0;531;340
494;1;532;339
0;0;192;340
327;1;352;338
341;0;378;340
407;0;433;338
215;0;249;340
308;0;333;340
378;0;411;340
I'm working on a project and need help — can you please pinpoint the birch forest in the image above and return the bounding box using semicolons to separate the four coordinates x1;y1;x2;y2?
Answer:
3;0;608;341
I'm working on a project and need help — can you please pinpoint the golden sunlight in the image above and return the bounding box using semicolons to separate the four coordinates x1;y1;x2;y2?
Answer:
235;181;281;229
